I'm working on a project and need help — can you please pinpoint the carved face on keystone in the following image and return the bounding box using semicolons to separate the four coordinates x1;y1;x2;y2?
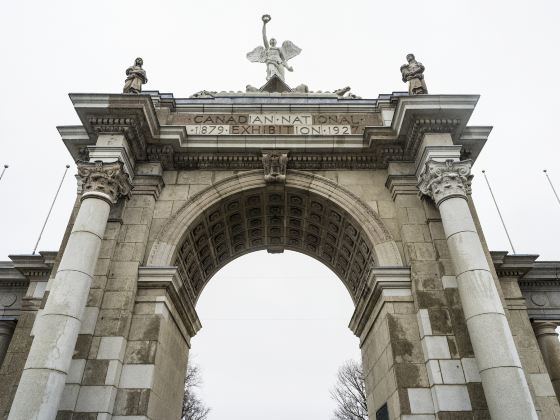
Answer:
270;38;277;47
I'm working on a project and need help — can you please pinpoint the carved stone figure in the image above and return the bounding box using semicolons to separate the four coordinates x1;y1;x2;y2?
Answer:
123;57;148;94
245;85;259;93
262;151;288;183
247;15;302;82
294;84;309;93
190;90;216;98
332;86;361;99
400;54;428;95
334;87;351;97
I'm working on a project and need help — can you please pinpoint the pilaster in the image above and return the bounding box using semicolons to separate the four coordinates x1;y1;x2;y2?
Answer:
385;156;482;418
349;268;416;419
112;267;200;419
533;321;560;403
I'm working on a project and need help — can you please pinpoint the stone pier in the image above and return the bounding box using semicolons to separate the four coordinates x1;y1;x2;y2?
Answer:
533;321;560;401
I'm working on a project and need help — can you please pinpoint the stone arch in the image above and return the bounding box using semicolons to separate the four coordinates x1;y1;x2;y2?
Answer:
147;170;404;303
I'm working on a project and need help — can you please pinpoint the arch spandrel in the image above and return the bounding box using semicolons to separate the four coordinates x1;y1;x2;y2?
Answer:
146;170;404;303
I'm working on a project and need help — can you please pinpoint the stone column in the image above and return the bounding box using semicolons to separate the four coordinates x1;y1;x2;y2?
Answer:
533;321;560;400
0;320;17;366
8;161;130;420
418;159;538;420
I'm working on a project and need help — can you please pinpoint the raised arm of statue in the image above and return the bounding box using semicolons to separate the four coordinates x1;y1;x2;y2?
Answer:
262;15;270;49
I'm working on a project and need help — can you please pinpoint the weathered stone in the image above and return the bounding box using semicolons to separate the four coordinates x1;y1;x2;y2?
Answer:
125;341;157;364
82;360;109;385
394;363;429;388
429;309;453;335
128;316;161;341
114;389;150;416
74;334;93;359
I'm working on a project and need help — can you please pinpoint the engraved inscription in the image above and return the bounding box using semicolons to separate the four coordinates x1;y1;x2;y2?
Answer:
186;125;230;135
249;114;313;125
176;112;380;136
294;125;351;135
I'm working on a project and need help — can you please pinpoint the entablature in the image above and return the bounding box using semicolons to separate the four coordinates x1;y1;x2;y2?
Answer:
58;92;491;172
492;251;560;321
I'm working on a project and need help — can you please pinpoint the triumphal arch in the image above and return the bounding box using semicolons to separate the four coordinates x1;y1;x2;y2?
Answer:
2;17;560;420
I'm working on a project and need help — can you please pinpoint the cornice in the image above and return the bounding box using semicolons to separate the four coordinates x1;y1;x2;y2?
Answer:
490;251;542;279
6;252;57;282
68;94;160;161
364;95;483;164
59;93;488;170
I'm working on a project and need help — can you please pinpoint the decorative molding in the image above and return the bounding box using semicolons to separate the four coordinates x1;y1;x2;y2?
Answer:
532;320;559;337
77;160;132;204
4;252;57;283
146;145;175;170
131;163;165;199
405;119;461;157
88;117;147;161
137;266;202;339
417;159;473;206
131;175;164;199
385;175;418;200
349;267;412;339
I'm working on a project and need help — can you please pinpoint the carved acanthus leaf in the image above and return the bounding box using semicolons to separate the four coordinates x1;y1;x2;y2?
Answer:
78;160;131;203
417;159;473;205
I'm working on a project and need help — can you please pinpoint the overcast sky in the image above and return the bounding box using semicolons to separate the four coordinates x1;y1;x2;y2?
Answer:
1;1;560;419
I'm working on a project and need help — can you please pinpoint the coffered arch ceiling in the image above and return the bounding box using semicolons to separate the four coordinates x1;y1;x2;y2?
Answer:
174;186;377;304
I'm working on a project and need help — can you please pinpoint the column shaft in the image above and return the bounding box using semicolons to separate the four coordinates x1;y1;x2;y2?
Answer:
0;320;17;366
534;321;560;401
439;196;537;420
8;196;110;420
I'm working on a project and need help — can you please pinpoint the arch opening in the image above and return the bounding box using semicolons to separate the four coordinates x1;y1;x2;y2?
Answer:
191;250;361;420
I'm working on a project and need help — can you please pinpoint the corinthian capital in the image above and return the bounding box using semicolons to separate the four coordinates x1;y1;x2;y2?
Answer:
417;159;473;206
78;160;131;204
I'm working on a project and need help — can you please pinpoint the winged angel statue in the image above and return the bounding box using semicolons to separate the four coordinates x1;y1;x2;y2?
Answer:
246;15;302;82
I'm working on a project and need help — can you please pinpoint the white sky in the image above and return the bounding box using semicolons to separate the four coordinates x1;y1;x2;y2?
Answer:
1;1;560;419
